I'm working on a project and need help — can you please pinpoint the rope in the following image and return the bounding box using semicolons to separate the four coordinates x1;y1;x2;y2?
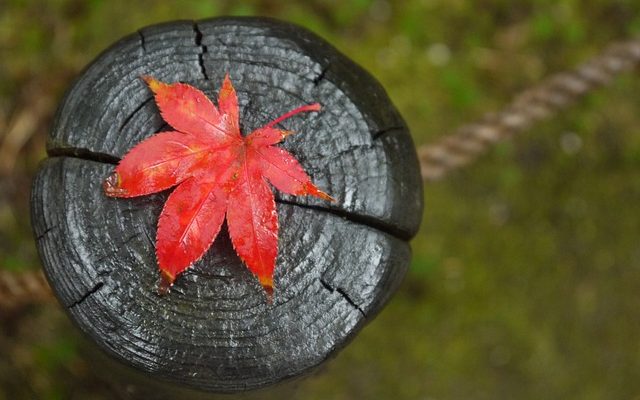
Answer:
419;38;640;181
0;270;52;313
2;38;640;312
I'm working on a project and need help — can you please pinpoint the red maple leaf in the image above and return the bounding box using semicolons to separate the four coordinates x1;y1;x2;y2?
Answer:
103;75;331;299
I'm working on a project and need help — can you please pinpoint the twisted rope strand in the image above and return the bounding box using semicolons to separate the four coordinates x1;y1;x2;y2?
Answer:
2;39;639;311
419;38;640;181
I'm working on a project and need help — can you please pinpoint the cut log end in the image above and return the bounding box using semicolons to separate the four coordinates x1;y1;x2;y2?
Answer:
31;17;423;393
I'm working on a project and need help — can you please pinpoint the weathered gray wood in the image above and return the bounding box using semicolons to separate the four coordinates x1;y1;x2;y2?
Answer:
32;17;423;393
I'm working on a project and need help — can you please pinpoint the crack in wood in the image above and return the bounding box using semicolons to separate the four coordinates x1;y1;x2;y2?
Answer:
36;225;56;241
118;97;153;134
372;126;404;140
276;197;410;240
137;30;147;53
47;147;120;165
67;282;104;309
319;278;365;317
143;229;155;247
313;63;331;86
193;22;209;80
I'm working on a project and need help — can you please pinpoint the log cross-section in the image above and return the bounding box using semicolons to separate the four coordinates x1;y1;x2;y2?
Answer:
31;17;423;393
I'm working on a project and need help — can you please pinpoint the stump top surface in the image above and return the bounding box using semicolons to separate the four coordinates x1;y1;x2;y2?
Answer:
32;17;423;392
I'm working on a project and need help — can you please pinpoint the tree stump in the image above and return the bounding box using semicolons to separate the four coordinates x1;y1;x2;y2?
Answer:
31;17;423;393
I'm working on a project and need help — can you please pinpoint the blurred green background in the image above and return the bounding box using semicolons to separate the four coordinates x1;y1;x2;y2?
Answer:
2;0;640;399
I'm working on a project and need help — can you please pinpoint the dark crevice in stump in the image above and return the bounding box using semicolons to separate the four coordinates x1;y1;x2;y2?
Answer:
31;17;423;393
192;22;210;81
318;278;365;317
312;63;331;86
118;97;154;135
136;30;147;53
47;147;120;165
67;282;105;309
276;197;410;241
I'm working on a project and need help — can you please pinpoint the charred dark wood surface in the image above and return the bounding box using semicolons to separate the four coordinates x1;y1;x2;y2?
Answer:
31;17;423;393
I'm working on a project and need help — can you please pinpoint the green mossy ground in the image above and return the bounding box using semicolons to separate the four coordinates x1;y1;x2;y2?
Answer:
1;1;640;399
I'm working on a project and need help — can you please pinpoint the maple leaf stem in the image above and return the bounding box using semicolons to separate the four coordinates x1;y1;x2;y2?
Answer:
260;276;274;304
264;103;321;129
158;270;175;296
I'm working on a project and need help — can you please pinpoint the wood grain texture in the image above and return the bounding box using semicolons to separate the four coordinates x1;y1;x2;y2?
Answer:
33;17;423;392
